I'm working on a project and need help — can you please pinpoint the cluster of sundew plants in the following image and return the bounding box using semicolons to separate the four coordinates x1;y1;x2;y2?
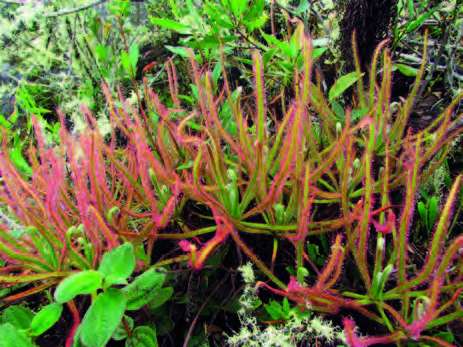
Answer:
0;22;462;345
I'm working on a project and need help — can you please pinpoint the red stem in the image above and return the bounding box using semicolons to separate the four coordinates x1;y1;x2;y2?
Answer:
65;300;81;347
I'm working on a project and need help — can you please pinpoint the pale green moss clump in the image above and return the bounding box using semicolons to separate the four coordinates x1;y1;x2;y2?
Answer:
226;263;346;347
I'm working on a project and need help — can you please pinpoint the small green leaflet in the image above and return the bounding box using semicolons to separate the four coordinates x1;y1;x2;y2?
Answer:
328;72;363;101
30;303;63;336
112;315;134;341
123;269;166;311
230;0;248;17
126;326;158;347
165;45;190;58
150;17;191;34
98;242;135;287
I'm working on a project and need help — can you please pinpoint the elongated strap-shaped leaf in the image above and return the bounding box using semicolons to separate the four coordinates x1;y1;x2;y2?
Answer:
252;50;266;144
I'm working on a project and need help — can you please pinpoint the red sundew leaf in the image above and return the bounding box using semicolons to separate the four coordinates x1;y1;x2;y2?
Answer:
202;73;247;165
315;234;345;290
165;59;180;107
31;116;47;163
372;211;396;234
406;278;441;340
180;211;233;270
142;61;157;74
134;132;159;214
342;318;400;347
179;240;194;252
343;318;364;347
154;178;181;229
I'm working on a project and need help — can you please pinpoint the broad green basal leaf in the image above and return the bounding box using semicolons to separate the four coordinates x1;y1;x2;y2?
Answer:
0;323;35;347
79;289;127;347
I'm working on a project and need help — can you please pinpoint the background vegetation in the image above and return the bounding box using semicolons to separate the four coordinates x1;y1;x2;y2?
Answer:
0;0;462;346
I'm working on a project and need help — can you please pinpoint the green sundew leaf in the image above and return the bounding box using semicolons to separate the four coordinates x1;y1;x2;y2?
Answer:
98;243;135;287
150;17;191;34
433;331;455;343
370;270;383;299
428;196;439;229
147;287;174;311
417;201;427;225
125;326;158;347
219;102;238;136
306;244;324;267
112;315;134;341
165;45;190;57
328;72;363;101
27;227;58;269
176;160;194;171
282;298;290;315
212;62;222;87
30;303;63;336
296;267;309;283
395;63;418;77
79;289;127;347
0;323;35;347
123;269;166;311
9;145;32;177
0;305;34;329
54;270;103;304
352;107;369;122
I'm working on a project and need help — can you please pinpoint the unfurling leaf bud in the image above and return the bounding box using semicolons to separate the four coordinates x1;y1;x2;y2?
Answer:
336;122;342;136
106;206;120;224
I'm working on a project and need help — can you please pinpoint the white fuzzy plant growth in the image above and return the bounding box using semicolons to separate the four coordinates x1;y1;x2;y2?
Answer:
226;263;346;347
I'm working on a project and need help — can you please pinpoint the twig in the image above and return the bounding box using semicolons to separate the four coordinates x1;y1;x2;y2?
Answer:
182;275;229;347
45;0;108;18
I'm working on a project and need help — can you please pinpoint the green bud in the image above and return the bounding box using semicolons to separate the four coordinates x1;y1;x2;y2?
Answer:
106;206;120;224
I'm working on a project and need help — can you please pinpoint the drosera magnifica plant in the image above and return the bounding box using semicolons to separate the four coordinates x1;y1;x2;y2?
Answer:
1;20;463;346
